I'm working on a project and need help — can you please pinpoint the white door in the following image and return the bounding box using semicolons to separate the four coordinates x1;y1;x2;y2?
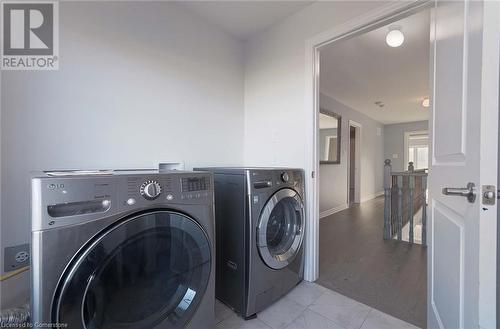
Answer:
428;1;499;329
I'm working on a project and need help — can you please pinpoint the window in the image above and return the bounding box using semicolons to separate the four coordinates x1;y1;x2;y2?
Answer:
406;132;429;170
408;145;428;170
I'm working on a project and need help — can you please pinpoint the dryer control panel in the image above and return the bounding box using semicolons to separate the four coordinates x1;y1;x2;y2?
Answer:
249;169;303;191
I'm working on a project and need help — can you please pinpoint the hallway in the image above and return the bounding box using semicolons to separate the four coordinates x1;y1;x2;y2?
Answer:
317;197;427;328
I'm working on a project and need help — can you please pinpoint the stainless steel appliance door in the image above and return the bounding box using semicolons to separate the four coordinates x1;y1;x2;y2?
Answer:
256;189;304;270
52;210;211;329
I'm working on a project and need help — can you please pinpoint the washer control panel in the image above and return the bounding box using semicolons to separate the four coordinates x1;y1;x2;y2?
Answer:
32;171;214;231
124;173;212;206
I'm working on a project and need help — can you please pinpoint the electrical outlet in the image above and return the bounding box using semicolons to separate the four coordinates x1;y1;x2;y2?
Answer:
4;243;30;272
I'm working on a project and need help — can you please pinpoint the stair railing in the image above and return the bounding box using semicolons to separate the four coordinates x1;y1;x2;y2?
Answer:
383;159;428;245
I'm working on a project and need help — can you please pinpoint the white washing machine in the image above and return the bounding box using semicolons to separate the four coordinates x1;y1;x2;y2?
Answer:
30;169;215;329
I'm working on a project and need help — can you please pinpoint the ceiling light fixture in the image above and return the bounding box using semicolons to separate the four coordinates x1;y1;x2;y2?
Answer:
422;97;430;108
386;26;404;48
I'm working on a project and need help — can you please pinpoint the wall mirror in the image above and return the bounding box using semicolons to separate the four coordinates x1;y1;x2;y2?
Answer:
319;109;341;164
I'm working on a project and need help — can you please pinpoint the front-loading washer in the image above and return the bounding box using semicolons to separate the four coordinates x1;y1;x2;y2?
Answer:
196;167;305;319
30;169;215;329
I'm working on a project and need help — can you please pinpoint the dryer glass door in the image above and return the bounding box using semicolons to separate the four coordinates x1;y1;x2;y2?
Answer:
53;210;211;329
257;188;304;269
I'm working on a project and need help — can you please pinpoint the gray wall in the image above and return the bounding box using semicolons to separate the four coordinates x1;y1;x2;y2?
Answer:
0;1;244;308
383;121;429;172
319;93;385;214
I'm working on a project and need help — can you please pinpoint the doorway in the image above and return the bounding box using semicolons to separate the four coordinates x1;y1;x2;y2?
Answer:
306;1;499;329
348;122;361;205
313;5;430;328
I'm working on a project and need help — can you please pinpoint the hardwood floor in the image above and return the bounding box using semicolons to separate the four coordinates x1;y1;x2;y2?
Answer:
317;197;427;328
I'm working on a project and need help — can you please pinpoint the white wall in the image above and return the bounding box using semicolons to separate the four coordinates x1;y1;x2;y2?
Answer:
243;2;387;169
384;121;429;172
319;94;384;215
0;1;244;308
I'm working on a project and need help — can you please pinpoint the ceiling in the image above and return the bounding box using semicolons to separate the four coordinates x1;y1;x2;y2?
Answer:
179;1;314;40
320;9;431;124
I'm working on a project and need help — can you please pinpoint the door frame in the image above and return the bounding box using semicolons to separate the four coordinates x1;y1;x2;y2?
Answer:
304;0;432;283
347;120;362;204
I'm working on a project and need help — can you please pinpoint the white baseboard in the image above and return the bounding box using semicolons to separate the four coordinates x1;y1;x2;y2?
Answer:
360;190;384;203
319;191;384;219
320;203;349;218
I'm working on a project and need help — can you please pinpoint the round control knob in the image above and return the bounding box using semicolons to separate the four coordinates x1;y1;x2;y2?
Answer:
140;181;162;200
281;172;290;182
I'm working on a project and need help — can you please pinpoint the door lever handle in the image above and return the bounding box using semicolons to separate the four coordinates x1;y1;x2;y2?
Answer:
442;182;476;203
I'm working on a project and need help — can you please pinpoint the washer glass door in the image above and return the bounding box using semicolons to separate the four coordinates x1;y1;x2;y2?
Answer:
257;188;304;269
53;210;211;329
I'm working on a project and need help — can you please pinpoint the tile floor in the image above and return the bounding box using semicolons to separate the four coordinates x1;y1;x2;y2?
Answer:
215;281;420;329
